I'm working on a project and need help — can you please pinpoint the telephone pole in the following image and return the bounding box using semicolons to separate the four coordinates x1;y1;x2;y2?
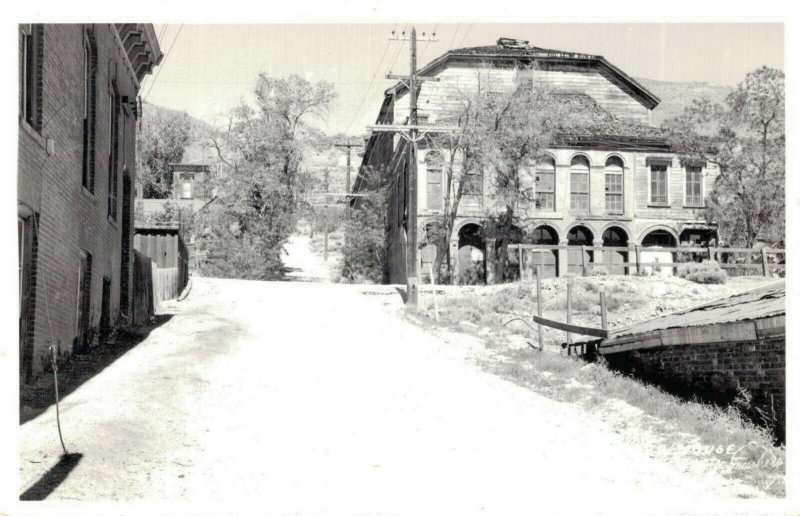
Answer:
369;27;457;309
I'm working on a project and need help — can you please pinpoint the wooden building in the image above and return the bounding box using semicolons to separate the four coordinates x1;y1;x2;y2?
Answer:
353;38;719;284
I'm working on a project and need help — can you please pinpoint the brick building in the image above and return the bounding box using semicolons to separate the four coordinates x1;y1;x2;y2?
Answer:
18;24;162;381
353;38;720;284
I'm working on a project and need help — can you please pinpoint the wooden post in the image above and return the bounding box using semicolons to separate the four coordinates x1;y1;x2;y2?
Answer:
323;231;329;261
581;245;587;276
635;244;642;275
600;291;607;332
536;264;543;352
566;279;573;355
761;247;770;277
707;245;713;262
517;245;524;281
429;263;439;322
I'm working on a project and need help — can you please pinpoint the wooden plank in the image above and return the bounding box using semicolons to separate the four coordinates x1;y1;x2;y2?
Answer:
599;334;663;355
532;315;609;338
755;315;785;340
660;320;757;346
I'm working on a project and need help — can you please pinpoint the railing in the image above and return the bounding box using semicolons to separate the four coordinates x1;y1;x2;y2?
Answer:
508;244;786;278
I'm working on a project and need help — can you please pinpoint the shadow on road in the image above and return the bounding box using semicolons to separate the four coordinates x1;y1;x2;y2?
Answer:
20;453;83;501
19;315;173;424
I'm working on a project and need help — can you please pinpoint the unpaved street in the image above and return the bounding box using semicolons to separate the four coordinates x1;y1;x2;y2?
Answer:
19;276;771;513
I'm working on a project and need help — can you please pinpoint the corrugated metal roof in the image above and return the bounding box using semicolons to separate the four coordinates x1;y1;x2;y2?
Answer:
605;281;785;340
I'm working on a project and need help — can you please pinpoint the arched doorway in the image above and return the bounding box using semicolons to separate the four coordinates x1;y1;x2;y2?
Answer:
526;225;559;278
457;223;486;285
567;225;594;274
602;226;629;275
641;228;678;275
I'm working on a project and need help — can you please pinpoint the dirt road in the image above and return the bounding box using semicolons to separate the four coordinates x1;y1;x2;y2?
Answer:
19;275;776;512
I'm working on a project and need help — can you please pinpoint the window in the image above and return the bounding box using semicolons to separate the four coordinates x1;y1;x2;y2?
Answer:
462;168;483;197
82;28;97;193
19;24;43;131
570;155;590;211
534;157;555;210
76;251;92;351
650;164;668;205
425;153;443;210
685;165;703;207
108;83;120;220
604;156;624;215
182;181;193;199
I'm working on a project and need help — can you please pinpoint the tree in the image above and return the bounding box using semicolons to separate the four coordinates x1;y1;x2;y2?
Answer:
436;67;573;281
665;67;785;247
196;74;337;279
340;165;387;283
136;103;192;199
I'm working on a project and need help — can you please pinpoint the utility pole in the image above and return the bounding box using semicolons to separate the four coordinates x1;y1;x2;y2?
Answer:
335;141;360;248
323;167;329;261
369;27;457;309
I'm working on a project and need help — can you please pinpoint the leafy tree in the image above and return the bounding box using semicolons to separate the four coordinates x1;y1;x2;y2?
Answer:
340;165;388;283
432;67;574;281
665;67;785;247
196;74;337;279
136;103;192;199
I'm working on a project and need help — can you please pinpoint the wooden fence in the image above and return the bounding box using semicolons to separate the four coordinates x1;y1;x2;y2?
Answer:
132;250;154;326
152;265;182;307
508;244;786;278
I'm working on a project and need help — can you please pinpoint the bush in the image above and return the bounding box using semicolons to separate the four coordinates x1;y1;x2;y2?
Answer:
677;260;728;284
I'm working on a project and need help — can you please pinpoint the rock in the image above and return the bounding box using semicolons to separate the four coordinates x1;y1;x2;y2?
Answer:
580;363;596;372
652;283;667;297
458;321;480;333
478;327;493;336
506;334;530;350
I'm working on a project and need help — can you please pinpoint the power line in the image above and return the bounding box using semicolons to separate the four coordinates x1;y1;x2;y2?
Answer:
342;24;397;135
458;23;473;48
143;24;184;101
448;24;461;50
418;24;438;63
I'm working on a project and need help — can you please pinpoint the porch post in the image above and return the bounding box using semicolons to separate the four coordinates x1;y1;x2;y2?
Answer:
557;240;569;278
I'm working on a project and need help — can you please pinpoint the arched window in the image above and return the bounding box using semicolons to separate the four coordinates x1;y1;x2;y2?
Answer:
570;155;590;211
425;152;443;210
534;156;555;210
604;156;624;215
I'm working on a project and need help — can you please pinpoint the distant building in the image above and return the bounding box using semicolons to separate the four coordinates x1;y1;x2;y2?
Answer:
18;24;162;381
353;38;720;284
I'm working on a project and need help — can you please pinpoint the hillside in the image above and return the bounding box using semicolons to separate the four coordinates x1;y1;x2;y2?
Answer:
142;101;220;166
636;77;733;127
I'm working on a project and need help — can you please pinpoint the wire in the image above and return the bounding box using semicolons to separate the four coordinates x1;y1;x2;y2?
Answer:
342;24;397;136
143;24;184;101
448;24;461;50
458;23;473;48
419;24;438;63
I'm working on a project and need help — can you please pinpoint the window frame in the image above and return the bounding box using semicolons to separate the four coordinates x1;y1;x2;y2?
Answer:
684;165;704;207
107;80;120;221
82;29;98;194
533;157;556;211
569;156;591;212
604;157;624;215
649;163;669;206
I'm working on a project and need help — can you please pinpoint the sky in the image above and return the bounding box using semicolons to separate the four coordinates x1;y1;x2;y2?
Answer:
141;23;784;136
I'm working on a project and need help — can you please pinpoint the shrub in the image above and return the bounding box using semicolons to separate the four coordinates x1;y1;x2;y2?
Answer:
677;260;728;284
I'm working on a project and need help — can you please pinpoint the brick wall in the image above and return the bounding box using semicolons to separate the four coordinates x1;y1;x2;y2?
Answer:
605;337;785;440
18;24;141;380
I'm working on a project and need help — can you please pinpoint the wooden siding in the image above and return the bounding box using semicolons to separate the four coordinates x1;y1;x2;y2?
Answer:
394;63;650;125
